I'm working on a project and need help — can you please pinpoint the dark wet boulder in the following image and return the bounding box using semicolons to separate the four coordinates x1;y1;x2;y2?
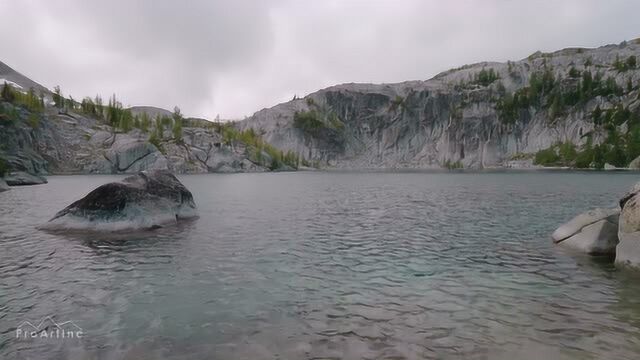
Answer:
40;170;197;231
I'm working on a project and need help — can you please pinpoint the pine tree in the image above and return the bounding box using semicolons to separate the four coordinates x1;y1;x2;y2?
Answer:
172;117;183;142
53;86;63;108
2;82;15;102
140;112;150;133
172;106;183;142
593;105;602;125
94;95;103;119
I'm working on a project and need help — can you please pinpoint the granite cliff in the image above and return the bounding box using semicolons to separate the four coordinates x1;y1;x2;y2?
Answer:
0;62;298;178
239;39;640;169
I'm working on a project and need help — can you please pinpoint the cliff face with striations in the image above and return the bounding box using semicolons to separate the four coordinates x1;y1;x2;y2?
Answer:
0;61;291;176
0;103;273;175
239;40;640;169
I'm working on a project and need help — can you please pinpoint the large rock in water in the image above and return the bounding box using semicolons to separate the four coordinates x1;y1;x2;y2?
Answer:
617;183;640;268
551;208;619;255
40;170;197;231
4;171;48;186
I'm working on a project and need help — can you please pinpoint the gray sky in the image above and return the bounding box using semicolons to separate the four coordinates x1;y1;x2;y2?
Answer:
1;0;638;119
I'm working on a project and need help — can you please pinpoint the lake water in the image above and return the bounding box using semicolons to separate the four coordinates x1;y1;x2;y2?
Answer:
2;171;640;359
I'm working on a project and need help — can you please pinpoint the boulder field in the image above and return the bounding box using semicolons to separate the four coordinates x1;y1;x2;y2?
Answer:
39;170;197;232
552;182;640;268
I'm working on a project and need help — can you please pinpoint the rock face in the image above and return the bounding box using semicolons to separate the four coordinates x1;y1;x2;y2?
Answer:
552;208;619;255
617;183;640;268
41;170;197;231
0;100;269;175
0;178;9;192
1;60;274;176
4;171;47;186
239;41;640;169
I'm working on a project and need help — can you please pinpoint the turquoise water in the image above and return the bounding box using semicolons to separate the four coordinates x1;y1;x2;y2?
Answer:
2;171;640;359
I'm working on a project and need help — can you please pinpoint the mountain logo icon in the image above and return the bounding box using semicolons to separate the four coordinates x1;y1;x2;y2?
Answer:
15;316;83;340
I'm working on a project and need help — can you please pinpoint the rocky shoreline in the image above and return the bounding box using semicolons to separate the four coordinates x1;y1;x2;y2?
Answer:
553;181;640;269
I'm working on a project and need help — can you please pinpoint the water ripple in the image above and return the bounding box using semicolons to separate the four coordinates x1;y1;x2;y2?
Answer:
2;172;640;359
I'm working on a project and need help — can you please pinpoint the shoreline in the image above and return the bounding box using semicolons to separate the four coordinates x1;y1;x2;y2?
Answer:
37;166;640;177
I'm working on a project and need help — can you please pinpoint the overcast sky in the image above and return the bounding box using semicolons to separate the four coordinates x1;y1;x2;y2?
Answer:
1;1;638;119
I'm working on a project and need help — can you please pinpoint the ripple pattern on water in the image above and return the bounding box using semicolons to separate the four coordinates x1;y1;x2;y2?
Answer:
2;171;640;359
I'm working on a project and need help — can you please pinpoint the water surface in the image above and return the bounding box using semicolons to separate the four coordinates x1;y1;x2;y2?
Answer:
2;171;640;359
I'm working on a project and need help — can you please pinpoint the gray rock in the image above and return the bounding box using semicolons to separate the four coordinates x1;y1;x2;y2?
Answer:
558;219;619;255
619;193;640;234
105;138;168;173
616;189;640;268
4;171;48;186
615;232;640;268
628;155;640;169
0;178;10;192
238;41;640;169
551;208;619;243
40;170;197;231
619;181;640;209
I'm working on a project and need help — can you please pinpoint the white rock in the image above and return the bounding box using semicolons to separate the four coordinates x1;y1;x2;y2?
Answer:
551;208;619;243
615;232;640;268
558;219;618;255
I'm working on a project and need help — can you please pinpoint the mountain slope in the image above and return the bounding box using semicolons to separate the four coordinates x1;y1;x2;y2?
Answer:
239;39;640;169
0;60;49;95
0;64;299;176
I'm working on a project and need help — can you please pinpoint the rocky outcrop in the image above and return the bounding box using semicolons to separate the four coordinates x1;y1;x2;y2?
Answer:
0;178;9;192
4;171;47;186
552;208;619;255
0;100;270;175
555;181;640;269
617;183;640;268
40;170;197;231
239;41;640;169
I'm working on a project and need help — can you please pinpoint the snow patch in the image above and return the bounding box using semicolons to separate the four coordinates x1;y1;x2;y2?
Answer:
0;78;23;89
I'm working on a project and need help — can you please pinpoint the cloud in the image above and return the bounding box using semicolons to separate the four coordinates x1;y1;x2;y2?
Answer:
0;0;638;119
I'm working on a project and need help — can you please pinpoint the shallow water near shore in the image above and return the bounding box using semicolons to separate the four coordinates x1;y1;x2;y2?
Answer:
2;171;640;359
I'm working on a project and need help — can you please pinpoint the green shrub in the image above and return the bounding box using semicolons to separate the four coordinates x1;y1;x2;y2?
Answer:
148;132;164;154
613;55;637;72
27;113;40;129
473;68;499;86
444;160;463;169
293;110;324;132
534;147;560;165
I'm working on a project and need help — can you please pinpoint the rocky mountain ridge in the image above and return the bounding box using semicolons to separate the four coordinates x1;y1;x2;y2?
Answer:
0;62;300;178
238;39;640;169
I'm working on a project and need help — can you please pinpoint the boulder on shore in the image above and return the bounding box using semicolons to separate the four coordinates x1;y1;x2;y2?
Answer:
551;208;619;255
5;171;48;186
0;178;10;192
617;183;640;268
40;170;197;231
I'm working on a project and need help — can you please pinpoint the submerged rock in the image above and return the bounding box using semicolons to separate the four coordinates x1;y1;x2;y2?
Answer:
617;185;640;268
40;170;197;231
4;171;48;186
552;208;619;255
